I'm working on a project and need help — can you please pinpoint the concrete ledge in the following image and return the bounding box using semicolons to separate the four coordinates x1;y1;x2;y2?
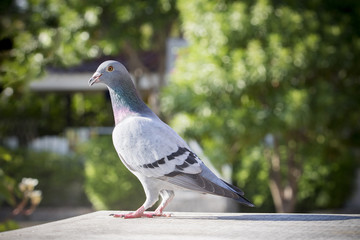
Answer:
1;211;359;240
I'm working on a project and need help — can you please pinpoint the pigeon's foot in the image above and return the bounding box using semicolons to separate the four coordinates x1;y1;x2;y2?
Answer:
111;212;154;219
110;206;172;219
152;212;172;217
110;212;171;218
111;206;152;219
152;205;172;217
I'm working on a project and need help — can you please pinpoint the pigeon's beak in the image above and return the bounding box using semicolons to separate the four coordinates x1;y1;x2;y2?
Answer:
88;72;103;86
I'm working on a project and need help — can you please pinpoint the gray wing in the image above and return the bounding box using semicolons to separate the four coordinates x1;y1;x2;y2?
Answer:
160;162;254;207
112;116;202;178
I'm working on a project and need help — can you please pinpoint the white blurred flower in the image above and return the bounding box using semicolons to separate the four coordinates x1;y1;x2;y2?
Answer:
19;182;26;192
30;190;42;205
19;178;39;192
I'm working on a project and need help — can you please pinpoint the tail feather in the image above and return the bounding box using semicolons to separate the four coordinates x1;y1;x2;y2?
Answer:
221;179;245;196
233;192;255;207
163;172;255;207
219;178;254;207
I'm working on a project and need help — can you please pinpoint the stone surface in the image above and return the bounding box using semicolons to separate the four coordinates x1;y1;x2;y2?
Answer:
1;211;359;240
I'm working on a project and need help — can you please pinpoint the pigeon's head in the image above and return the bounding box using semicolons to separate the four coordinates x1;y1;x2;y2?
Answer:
88;60;131;89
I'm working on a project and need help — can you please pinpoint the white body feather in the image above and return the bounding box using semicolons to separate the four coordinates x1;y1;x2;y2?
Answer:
112;115;202;177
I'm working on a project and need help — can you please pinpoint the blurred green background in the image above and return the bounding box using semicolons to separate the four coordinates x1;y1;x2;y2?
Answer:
1;0;360;230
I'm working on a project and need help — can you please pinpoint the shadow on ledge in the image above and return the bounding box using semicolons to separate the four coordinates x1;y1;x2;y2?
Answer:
175;214;360;222
219;214;360;221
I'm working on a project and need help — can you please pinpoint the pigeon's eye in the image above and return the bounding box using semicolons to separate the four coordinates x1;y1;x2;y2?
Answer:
107;66;114;72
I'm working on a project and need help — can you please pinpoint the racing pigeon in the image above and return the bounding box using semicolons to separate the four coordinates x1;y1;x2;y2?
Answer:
88;60;254;218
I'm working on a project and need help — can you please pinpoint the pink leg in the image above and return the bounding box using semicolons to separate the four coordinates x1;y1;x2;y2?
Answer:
153;192;174;217
111;206;154;219
153;206;171;217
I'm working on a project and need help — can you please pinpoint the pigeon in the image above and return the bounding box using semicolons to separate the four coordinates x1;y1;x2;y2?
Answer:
88;60;254;218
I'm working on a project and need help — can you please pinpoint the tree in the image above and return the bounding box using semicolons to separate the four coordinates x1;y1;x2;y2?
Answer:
0;0;178;86
162;0;360;212
0;0;179;141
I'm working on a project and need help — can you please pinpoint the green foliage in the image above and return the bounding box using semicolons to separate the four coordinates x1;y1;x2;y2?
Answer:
234;146;273;211
0;220;19;232
70;93;114;127
0;172;17;208
162;0;360;211
0;0;179;143
0;92;113;146
0;0;178;92
79;136;143;210
0;147;88;206
0;148;18;207
297;144;355;210
0;147;19;232
0;93;67;141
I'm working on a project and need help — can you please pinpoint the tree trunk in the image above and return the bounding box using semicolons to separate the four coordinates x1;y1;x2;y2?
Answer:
122;41;149;97
148;23;172;116
265;137;301;213
122;27;170;116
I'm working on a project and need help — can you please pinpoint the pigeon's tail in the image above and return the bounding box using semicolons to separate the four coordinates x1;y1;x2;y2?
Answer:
221;179;255;207
163;164;255;207
199;174;255;207
199;164;255;207
235;193;255;207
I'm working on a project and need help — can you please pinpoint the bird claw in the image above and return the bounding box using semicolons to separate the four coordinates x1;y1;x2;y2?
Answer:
110;212;153;219
153;211;172;217
109;212;172;218
109;205;172;219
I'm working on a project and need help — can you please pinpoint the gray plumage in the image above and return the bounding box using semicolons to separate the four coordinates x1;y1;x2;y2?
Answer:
89;60;254;218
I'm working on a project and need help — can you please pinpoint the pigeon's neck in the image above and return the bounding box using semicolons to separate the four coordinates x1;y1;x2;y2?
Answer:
108;87;152;125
